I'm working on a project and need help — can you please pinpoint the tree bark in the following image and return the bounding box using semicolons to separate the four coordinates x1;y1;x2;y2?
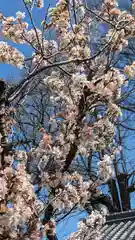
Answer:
117;173;131;211
108;179;121;212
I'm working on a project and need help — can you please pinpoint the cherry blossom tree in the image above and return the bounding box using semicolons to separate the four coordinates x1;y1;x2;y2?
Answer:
1;0;135;239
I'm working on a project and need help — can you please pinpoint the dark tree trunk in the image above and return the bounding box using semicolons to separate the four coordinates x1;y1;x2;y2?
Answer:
117;173;131;211
108;179;121;212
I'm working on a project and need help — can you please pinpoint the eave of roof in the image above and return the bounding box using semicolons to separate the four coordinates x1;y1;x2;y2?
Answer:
101;210;135;240
106;209;135;223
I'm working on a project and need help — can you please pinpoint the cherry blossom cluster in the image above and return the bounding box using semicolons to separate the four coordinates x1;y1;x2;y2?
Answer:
98;155;114;182
0;41;24;68
37;0;44;8
101;1;135;52
48;0;69;34
68;210;106;240
132;1;135;10
0;11;28;43
124;61;135;79
0;158;43;239
1;0;135;239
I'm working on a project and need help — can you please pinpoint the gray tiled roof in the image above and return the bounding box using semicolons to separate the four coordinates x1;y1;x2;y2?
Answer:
101;210;135;240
